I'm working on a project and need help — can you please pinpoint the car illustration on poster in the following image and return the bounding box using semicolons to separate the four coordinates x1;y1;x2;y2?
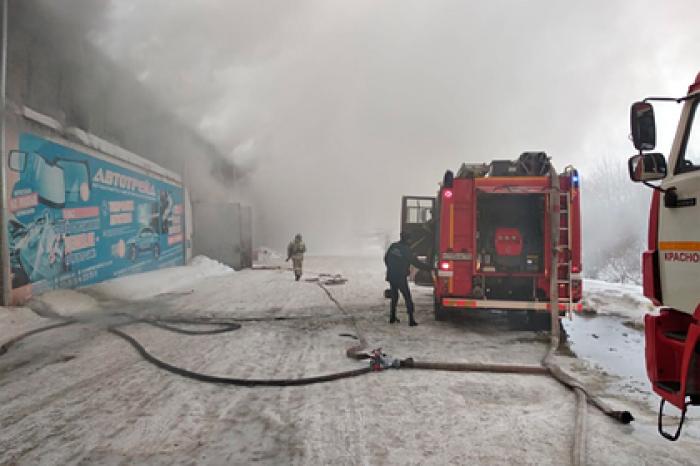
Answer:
7;150;73;287
5;133;185;303
126;227;160;261
8;212;67;287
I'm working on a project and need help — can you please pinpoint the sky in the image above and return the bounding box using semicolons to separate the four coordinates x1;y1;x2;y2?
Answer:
55;0;700;258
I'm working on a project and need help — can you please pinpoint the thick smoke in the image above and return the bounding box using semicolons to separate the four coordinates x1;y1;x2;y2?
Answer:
74;1;699;266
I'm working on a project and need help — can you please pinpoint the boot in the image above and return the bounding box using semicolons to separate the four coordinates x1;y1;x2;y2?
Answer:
295;272;301;281
389;311;400;324
408;314;418;327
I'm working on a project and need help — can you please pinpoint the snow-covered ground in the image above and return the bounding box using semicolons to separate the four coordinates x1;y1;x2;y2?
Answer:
88;255;234;301
1;256;699;465
582;279;656;328
26;256;233;318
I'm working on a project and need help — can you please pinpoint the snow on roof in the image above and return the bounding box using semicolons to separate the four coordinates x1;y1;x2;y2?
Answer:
22;106;63;132
65;126;181;183
21;106;182;184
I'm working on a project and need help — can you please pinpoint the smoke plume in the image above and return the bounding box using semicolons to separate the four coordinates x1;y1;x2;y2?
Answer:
43;1;700;266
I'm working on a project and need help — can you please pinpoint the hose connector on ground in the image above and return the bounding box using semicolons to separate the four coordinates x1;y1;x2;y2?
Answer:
369;348;401;371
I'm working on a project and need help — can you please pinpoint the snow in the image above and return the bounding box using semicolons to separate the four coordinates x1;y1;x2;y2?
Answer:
86;255;233;302
582;278;656;327
253;246;283;266
22;106;63;132
2;257;700;465
21;256;233;317
0;305;48;341
28;289;102;317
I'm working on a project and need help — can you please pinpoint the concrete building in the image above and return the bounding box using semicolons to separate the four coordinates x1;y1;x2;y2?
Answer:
0;2;252;303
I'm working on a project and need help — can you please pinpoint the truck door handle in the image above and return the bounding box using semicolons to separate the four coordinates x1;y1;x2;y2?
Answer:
664;187;697;208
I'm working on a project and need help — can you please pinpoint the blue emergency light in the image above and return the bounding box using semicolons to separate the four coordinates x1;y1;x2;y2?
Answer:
571;170;580;187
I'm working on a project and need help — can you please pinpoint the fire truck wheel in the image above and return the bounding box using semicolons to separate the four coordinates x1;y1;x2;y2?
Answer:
507;312;529;330
509;311;553;331
434;299;447;321
525;311;551;331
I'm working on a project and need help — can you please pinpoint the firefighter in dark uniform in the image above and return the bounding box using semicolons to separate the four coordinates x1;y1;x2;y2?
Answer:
384;232;432;326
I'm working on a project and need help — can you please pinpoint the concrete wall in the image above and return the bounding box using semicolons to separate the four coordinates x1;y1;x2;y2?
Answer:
8;2;236;202
192;202;252;271
4;111;190;304
5;2;252;276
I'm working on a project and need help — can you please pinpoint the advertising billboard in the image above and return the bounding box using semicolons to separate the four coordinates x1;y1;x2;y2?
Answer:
7;133;185;303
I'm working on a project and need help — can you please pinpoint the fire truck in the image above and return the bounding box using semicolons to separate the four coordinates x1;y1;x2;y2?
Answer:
627;72;700;440
401;152;582;326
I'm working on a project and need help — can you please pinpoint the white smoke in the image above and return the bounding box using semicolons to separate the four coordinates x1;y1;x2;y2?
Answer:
55;1;700;259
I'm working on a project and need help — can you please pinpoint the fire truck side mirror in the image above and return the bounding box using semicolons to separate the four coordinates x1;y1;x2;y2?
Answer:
628;153;667;182
630;101;656;151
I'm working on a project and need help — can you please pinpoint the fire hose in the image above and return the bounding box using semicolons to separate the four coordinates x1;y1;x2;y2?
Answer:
0;320;74;357
333;300;629;466
0;176;632;464
0;314;372;387
318;279;632;422
319;280;632;466
1;287;632;466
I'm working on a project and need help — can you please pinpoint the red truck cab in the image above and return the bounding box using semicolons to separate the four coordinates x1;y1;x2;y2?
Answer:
628;72;700;440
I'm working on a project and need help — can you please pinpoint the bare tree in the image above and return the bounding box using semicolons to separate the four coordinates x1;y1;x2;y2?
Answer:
581;158;650;284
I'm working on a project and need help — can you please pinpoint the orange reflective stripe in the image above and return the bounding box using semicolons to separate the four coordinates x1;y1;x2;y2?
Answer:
659;241;700;251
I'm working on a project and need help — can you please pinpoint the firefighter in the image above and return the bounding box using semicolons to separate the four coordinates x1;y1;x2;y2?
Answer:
286;233;306;281
384;232;431;326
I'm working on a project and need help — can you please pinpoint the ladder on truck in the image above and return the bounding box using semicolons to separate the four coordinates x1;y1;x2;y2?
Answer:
557;191;573;317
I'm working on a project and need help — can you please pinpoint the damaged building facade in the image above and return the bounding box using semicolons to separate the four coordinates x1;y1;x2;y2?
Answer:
0;2;252;304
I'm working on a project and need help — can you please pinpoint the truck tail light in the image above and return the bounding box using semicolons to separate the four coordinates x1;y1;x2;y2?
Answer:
558;283;569;298
443;189;453;199
438;260;451;271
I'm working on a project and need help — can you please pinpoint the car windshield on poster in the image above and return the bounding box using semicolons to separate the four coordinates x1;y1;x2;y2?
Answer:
7;133;184;302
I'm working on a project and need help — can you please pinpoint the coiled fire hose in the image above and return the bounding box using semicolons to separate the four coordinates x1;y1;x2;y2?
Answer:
1;275;632;466
318;279;632;466
318;279;632;421
0;314;372;386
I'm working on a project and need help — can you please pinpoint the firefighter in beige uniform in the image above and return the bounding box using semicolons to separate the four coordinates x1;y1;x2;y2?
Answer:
286;234;306;281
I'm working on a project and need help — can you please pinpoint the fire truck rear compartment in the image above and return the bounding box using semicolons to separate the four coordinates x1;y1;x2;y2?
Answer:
476;192;546;301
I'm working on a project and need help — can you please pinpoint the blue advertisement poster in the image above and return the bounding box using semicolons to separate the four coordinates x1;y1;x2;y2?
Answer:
7;133;185;303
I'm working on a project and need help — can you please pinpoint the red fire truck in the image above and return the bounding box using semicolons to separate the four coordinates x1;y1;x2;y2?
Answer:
402;152;582;326
627;72;700;440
